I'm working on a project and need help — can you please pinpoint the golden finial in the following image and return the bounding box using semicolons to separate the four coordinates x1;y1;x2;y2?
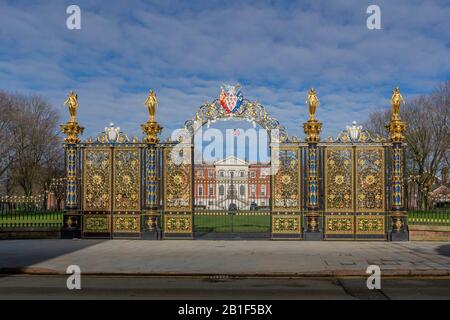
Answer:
64;91;79;123
386;86;407;143
306;88;320;121
61;91;84;143
303;88;322;143
141;89;162;144
390;86;404;121
144;90;158;122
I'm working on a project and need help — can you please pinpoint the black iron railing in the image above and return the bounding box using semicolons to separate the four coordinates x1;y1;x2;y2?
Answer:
0;195;63;228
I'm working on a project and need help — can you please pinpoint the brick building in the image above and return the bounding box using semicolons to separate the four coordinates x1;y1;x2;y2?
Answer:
194;156;270;210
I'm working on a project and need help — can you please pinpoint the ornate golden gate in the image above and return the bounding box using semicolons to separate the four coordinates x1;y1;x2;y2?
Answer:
60;86;408;241
322;135;387;239
81;144;142;238
161;143;194;238
271;145;303;239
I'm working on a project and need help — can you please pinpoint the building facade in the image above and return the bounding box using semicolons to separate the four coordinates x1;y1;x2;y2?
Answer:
194;156;270;210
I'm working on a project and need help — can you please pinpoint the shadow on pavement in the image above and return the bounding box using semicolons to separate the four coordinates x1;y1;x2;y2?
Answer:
0;239;105;274
436;244;450;258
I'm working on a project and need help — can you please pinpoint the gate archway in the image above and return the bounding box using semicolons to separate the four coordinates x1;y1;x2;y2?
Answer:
161;85;303;239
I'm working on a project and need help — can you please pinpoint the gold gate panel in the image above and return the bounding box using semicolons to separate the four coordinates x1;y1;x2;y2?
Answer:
355;148;385;212
83;148;112;211
272;148;301;212
355;215;385;235
163;145;192;212
113;215;140;233
325;147;353;212
113;148;141;212
272;215;301;233
271;147;302;237
325;215;354;235
325;146;386;239
84;215;110;233
164;215;192;233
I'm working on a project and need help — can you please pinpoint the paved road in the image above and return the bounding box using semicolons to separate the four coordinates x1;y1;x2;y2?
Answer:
1;240;450;276
1;275;450;299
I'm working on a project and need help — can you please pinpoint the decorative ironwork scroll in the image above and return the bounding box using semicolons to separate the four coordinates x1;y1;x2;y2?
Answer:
325;148;353;212
113;215;140;233
183;99;298;143
84;215;110;233
113;148;140;212
164;215;192;233
355;215;385;235
356;148;385;212
272;216;301;233
163;145;192;212
83;148;112;211
272;148;301;211
325;215;354;235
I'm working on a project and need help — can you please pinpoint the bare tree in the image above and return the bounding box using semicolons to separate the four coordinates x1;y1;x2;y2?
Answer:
363;81;450;209
0;92;17;177
0;92;63;196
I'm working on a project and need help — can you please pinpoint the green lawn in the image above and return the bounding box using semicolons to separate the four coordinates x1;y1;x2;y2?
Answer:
0;211;63;227
194;213;271;233
408;209;450;226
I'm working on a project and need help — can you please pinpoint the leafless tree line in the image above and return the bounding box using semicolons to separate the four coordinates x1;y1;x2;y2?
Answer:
0;91;64;197
363;81;450;209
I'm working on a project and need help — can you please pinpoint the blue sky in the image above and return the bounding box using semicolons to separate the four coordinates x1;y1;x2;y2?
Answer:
1;0;449;140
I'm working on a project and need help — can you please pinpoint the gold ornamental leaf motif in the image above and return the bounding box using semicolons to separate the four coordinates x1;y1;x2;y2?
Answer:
173;174;183;185
281;175;291;185
122;175;132;185
114;216;139;232
92;175;102;185
356;216;385;234
84;216;109;232
273;216;300;233
334;175;344;185
365;175;375;185
166;216;192;232
326;216;353;233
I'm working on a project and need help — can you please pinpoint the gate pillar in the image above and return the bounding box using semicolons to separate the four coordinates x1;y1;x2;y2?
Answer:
387;87;408;241
141;90;163;239
60;91;84;239
303;88;323;240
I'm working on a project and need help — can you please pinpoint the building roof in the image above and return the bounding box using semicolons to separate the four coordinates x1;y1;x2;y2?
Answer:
214;156;248;166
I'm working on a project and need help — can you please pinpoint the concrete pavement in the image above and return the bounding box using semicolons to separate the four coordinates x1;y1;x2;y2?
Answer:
1;240;450;276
